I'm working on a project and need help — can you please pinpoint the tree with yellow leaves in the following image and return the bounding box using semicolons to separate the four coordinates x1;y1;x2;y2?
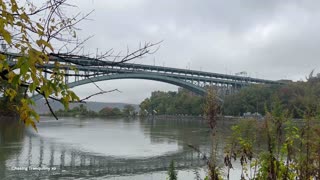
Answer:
0;0;158;130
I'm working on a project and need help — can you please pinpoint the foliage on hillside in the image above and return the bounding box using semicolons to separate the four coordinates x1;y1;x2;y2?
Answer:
223;75;320;118
139;75;320;119
99;107;123;117
54;104;137;117
139;89;204;116
55;104;97;117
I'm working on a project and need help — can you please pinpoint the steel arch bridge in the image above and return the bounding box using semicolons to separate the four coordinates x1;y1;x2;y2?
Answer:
32;72;209;101
5;53;282;100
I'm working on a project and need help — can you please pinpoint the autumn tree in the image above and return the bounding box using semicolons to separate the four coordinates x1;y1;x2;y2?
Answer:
0;0;158;130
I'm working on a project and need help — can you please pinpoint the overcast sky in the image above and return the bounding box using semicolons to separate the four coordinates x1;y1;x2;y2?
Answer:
64;0;320;104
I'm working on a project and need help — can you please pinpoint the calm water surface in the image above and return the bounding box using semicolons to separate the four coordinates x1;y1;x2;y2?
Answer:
0;116;242;179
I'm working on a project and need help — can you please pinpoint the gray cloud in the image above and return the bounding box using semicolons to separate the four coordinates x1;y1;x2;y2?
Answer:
65;0;320;103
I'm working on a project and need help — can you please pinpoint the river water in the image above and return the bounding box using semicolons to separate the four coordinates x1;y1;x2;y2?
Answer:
0;116;242;179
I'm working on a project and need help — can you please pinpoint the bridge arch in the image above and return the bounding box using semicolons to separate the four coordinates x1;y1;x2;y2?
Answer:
32;73;206;101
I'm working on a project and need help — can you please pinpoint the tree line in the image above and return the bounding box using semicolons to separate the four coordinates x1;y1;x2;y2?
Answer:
141;75;320;119
223;74;320;118
139;89;204;116
54;104;137;118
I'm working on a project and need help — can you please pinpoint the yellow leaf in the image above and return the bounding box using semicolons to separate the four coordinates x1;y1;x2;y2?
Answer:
20;13;29;21
10;0;18;12
31;121;38;132
36;23;44;31
1;28;12;44
36;39;54;51
7;71;15;81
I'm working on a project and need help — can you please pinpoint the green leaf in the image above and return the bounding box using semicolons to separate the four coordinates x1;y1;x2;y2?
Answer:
36;39;54;51
20;62;29;75
69;91;79;101
29;82;37;92
12;75;20;85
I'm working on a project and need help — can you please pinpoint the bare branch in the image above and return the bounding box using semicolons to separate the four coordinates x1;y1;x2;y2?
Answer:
48;41;162;67
79;89;121;102
44;95;59;120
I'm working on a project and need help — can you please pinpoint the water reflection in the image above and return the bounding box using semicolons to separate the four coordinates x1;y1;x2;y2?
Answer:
1;117;219;179
36;117;180;158
3;137;204;179
0;117;25;179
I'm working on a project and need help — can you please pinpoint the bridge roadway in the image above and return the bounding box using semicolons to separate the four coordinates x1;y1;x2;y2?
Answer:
40;64;265;87
48;55;279;85
5;53;282;98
